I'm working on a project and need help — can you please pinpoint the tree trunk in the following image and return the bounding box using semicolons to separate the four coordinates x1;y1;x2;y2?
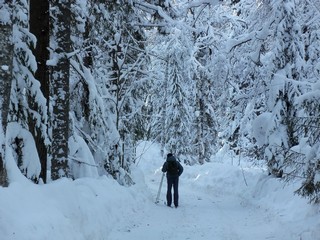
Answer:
50;0;71;180
29;0;50;183
0;1;14;186
83;20;93;69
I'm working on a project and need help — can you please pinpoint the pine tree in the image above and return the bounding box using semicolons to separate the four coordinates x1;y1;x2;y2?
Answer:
293;0;320;203
147;42;168;156
66;0;118;179
255;0;303;176
101;1;148;182
187;3;221;164
220;0;271;160
7;0;44;182
162;30;194;162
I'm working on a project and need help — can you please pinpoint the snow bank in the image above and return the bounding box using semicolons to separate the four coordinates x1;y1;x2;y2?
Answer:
0;173;149;240
181;161;320;239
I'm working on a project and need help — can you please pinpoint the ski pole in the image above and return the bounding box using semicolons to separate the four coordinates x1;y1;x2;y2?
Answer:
155;172;165;203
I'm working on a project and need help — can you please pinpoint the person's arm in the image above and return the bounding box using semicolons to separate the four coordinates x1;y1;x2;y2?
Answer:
178;162;183;176
162;162;167;172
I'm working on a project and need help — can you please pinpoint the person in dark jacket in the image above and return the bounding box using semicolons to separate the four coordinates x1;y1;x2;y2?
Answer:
162;153;183;208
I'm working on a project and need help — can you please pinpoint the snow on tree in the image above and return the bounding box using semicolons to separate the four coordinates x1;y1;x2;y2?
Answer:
226;0;320;202
6;122;41;181
94;1;148;184
292;0;320;203
29;0;50;183
60;0;121;181
8;0;45;183
144;0;177;35
185;2;222;164
58;0;149;184
158;28;194;162
255;0;304;177
145;34;169;157
222;1;306;170
208;0;261;160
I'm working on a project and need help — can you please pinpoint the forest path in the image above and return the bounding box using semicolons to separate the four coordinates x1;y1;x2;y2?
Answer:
106;165;290;240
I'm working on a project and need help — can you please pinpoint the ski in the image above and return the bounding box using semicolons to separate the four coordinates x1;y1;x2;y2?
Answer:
155;172;165;204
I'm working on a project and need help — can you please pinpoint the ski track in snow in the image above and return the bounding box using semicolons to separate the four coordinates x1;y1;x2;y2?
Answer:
107;170;292;240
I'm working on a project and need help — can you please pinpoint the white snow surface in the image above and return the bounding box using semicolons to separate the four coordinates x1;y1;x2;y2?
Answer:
1;141;319;240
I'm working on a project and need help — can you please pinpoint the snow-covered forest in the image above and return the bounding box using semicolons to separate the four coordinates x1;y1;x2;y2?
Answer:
0;0;320;237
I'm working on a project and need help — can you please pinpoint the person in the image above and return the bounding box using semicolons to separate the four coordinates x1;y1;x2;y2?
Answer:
161;153;183;208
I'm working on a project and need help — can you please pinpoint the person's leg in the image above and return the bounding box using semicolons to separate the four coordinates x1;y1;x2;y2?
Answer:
173;177;179;207
166;177;173;206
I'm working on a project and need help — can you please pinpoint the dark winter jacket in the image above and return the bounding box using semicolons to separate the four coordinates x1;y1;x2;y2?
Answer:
162;155;183;177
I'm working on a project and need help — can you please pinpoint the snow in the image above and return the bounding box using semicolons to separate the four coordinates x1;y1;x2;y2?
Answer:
252;112;272;146
6;122;41;181
1;65;9;71
1;141;319;240
68;134;99;179
0;3;11;24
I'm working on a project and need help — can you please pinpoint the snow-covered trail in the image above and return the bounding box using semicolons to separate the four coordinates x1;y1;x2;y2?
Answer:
106;142;319;240
107;169;286;240
107;151;289;240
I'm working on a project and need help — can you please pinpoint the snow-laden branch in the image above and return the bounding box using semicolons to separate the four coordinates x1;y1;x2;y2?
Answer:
133;0;196;32
183;0;220;9
226;34;253;53
127;44;167;62
133;1;173;21
68;156;99;168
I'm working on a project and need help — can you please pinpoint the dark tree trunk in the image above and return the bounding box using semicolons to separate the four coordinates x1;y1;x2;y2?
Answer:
83;20;93;69
50;0;71;180
29;0;50;183
0;1;13;187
